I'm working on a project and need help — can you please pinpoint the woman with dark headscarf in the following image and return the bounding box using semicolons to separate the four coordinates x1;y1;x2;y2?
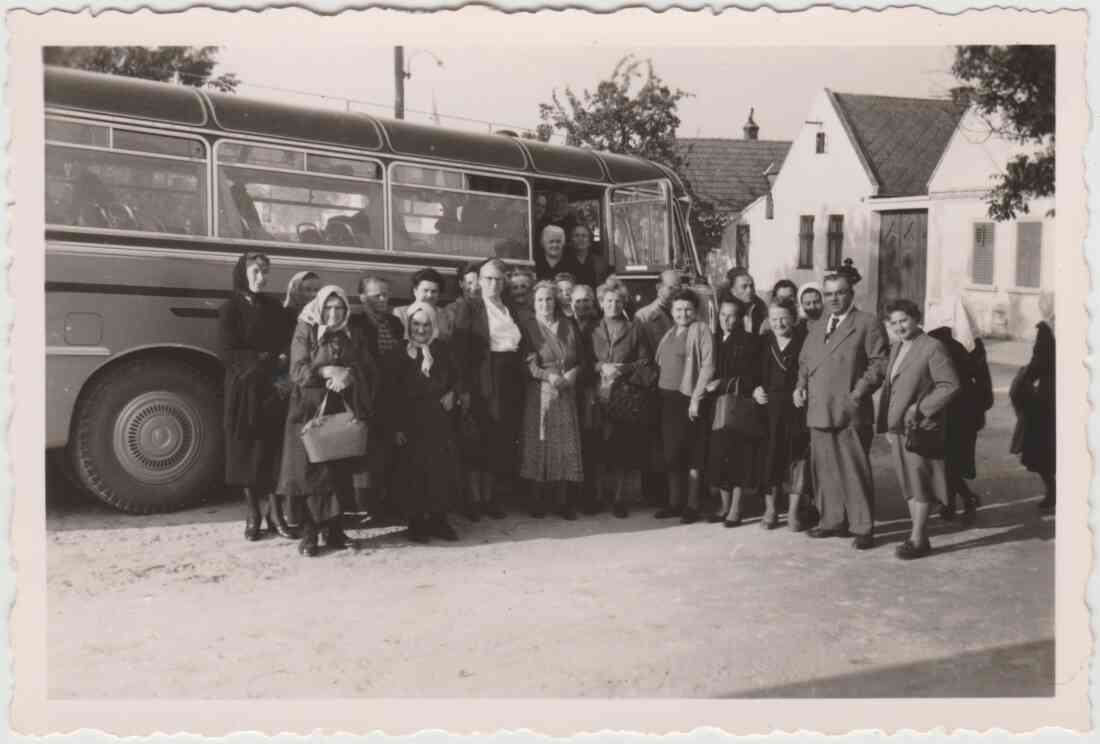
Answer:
1012;292;1056;512
218;252;290;541
385;302;462;542
278;285;377;556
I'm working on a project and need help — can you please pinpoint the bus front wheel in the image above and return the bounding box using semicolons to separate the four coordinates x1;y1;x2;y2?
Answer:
70;358;224;514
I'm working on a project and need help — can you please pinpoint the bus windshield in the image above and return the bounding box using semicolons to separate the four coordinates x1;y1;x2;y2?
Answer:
609;181;670;270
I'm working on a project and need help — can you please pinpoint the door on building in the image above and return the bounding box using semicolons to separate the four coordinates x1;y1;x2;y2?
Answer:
877;210;928;318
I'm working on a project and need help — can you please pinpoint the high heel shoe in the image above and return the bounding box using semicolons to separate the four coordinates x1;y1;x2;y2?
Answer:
244;510;262;542
268;502;301;540
297;523;319;557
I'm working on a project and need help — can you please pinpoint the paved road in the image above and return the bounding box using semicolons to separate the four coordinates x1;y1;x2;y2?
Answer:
46;362;1053;698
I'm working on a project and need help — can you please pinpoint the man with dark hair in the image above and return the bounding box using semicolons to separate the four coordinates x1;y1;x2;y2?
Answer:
725;267;768;335
395;267;455;339
794;272;888;550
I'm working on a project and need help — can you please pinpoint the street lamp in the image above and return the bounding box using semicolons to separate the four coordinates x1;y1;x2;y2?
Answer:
394;46;445;120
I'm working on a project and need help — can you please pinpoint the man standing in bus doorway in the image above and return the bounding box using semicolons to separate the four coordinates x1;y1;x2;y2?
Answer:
726;268;769;335
794;272;888;551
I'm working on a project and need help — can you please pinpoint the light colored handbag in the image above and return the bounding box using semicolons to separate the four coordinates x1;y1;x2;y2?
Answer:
299;391;369;464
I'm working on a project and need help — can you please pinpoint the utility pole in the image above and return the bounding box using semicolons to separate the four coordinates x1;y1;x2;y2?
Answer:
394;46;406;120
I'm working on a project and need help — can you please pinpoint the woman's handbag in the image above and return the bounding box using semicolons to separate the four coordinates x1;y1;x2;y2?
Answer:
712;378;763;438
300;391;369;464
904;420;945;459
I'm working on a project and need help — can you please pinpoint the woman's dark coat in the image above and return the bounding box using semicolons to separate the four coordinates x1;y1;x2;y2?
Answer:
1011;321;1055;475
928;327;993;479
218;272;289;491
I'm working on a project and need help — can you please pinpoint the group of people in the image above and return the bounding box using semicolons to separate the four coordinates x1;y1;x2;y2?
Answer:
219;246;1056;561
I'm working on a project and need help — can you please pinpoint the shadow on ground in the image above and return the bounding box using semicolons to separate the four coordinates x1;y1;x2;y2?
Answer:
726;639;1054;698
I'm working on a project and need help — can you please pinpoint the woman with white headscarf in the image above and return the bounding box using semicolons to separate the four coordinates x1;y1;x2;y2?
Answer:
277;285;377;557
383;301;462;543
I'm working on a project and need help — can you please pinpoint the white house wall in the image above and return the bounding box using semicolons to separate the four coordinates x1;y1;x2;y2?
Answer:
926;109;1055;341
733;90;880;308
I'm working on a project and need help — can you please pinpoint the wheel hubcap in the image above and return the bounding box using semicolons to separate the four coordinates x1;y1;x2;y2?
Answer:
112;391;204;484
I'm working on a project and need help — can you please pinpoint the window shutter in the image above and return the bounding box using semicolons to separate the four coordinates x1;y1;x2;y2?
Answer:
972;223;995;285
1016;222;1042;288
827;215;844;269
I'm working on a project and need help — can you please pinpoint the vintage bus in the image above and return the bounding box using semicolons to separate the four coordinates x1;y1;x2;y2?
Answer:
44;66;703;514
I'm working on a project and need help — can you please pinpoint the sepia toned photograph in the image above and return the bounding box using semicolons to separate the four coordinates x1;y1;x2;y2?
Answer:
6;4;1090;737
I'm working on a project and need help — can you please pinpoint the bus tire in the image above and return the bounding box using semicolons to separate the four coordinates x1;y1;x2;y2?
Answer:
70;358;224;514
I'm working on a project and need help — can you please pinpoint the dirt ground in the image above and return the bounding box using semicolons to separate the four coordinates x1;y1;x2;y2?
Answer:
45;361;1054;699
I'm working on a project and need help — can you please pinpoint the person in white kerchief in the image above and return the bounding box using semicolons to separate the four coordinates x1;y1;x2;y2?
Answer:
384;301;462;544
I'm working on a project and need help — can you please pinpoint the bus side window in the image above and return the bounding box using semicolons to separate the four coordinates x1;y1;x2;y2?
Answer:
45;142;207;235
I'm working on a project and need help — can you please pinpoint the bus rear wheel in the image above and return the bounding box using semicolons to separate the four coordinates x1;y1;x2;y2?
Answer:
70;358;224;514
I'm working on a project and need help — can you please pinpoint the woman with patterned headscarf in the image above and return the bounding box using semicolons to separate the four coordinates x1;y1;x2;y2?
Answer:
218;251;290;542
383;301;462;543
277;285;377;557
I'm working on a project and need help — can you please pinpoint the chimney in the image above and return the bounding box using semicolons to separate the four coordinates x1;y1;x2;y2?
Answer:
743;108;759;141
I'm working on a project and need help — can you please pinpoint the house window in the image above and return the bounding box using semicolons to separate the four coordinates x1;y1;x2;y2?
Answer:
1016;222;1043;288
826;215;844;269
971;222;995;285
765;192;774;220
798;215;814;269
815;132;826;154
735;225;750;268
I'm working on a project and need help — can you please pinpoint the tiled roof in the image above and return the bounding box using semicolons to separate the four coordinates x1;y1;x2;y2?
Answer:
830;92;965;198
676;138;792;215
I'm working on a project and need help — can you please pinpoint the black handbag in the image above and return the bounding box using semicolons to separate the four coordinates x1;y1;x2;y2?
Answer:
904;421;945;459
903;389;945;459
712;378;763;438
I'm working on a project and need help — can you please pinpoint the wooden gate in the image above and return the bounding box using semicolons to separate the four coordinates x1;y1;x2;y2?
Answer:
877;210;928;318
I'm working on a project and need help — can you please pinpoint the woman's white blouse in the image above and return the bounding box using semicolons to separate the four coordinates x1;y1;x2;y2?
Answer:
486;300;522;352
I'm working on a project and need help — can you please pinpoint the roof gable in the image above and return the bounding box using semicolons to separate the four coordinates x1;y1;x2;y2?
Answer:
676;138;791;215
830;92;965;197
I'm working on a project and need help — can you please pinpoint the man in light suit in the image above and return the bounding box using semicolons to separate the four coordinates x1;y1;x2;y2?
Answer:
794;273;889;549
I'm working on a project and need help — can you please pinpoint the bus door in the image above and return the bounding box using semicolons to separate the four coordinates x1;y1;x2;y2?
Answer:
606;179;674;307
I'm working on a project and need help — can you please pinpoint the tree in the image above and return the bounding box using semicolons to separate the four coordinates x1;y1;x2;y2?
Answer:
951;45;1054;220
538;55;729;257
43;46;239;93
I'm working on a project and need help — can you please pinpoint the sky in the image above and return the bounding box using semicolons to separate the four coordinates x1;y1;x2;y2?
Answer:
214;46;960;143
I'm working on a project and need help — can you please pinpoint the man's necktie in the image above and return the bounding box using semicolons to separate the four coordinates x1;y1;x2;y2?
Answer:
825;314;839;342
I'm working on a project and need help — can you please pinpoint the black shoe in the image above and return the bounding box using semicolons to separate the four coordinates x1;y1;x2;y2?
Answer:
962;495;978;523
895;538;931;559
530;499;546;519
613;503;629;519
679;507;700;524
706;513;724;523
297;525;319;557
938;504;957;521
323;524;349;550
408;517;431;544
654;505;683;519
268;506;301;539
244;512;263;542
461;503;481;522
852;533;875;550
807;526;848;539
429;514;460;541
723;517;743;528
582;500;603;515
558;504;578;521
482;501;506;519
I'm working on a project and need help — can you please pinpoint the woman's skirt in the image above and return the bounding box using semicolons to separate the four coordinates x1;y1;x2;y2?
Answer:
706;427;760;489
759;399;809;494
225;397;287;494
660;390;708;472
520;383;584;483
474;351;525;474
890;434;949;505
